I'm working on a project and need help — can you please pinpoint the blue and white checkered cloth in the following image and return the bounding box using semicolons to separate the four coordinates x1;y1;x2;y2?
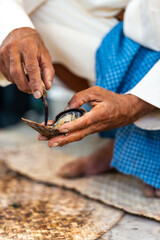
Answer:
96;22;160;188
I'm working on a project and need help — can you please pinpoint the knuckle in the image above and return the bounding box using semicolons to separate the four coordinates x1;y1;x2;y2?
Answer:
10;56;17;66
68;95;77;105
60;139;68;146
29;79;42;91
0;46;7;58
91;86;101;95
72;93;79;102
21;38;35;49
8;42;16;50
21;38;29;45
40;61;48;70
89;125;97;134
91;86;98;92
85;118;90;128
27;50;37;60
78;133;85;141
83;116;90;128
1;42;15;56
101;104;107;115
29;78;39;85
25;63;38;73
10;66;20;78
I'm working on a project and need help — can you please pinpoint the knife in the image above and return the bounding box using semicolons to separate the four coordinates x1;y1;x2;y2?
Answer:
25;74;49;126
41;88;49;126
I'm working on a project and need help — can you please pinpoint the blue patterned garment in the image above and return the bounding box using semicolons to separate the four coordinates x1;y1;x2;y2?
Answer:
96;22;160;188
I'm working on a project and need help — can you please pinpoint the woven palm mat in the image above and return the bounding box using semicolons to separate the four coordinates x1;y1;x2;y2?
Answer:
0;161;122;240
1;143;160;221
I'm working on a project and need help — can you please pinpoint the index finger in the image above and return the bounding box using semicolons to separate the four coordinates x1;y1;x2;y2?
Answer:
58;110;98;133
23;51;43;99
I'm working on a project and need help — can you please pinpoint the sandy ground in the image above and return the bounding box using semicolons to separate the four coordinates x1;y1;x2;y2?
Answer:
1;82;159;239
0;121;159;240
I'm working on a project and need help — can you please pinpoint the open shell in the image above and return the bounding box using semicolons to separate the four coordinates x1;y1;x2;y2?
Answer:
22;108;86;138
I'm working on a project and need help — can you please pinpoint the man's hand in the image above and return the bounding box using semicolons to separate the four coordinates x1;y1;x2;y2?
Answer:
38;86;156;147
0;27;55;98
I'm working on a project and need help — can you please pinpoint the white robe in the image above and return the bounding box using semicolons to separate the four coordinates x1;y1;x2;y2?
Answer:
0;0;160;130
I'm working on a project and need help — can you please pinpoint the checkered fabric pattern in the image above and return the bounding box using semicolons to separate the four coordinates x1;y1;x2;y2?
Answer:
96;22;160;188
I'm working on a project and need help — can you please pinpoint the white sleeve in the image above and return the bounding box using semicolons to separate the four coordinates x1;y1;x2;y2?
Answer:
79;0;130;17
127;60;160;130
0;0;35;86
124;0;160;51
0;73;11;87
124;0;160;130
0;0;34;45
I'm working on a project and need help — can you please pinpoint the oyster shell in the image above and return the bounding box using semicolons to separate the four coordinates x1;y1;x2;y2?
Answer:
22;108;86;138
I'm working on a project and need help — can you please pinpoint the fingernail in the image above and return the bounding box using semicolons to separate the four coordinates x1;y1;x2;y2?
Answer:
51;142;59;148
39;136;48;141
34;90;42;99
60;128;69;133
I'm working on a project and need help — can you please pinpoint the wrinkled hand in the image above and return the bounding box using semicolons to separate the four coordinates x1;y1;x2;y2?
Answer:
0;27;54;98
38;86;155;147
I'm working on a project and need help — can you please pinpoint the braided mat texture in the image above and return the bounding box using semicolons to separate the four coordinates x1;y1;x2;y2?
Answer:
1;143;160;221
0;162;122;240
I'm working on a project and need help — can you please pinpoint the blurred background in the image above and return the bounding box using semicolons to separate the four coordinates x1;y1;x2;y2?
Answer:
0;73;108;159
0;75;75;129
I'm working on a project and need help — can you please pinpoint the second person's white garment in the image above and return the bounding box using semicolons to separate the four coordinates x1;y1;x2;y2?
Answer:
0;0;160;130
30;0;124;82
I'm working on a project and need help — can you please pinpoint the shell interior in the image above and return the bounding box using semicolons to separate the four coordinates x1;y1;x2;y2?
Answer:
22;108;86;138
53;111;82;128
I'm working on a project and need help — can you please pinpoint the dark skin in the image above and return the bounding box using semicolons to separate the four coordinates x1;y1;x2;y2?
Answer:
0;8;124;96
38;86;156;147
0;27;156;147
38;86;160;198
0;27;54;98
0;25;158;197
